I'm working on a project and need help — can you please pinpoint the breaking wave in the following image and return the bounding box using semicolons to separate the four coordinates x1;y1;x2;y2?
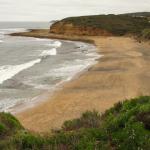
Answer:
40;48;57;56
0;59;41;84
47;41;62;48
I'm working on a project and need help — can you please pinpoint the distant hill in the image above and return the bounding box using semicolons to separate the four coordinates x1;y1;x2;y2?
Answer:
122;12;150;17
50;14;150;37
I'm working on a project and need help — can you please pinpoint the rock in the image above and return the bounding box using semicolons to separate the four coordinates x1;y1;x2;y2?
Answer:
50;21;112;36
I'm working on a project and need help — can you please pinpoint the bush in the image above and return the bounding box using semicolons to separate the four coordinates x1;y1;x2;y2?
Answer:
49;96;150;149
0;96;150;149
0;113;23;139
0;123;6;136
62;110;101;131
136;112;150;130
142;28;150;39
14;133;45;150
0;113;22;129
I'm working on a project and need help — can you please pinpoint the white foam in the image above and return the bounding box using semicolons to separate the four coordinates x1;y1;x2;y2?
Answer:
47;41;62;48
0;98;22;112
0;28;26;32
0;59;41;84
49;63;89;78
40;48;57;56
50;63;91;83
0;32;5;41
35;38;51;41
48;50;101;82
74;41;90;49
0;28;27;34
0;31;5;35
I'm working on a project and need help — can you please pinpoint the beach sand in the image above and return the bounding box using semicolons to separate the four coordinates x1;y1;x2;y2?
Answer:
12;30;150;133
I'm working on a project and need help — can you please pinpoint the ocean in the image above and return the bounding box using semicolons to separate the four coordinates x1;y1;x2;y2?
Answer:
0;22;99;113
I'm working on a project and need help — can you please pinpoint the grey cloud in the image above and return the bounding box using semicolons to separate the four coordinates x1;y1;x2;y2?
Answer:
0;0;149;21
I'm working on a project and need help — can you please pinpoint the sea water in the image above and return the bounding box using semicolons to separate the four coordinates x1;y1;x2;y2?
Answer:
0;22;100;112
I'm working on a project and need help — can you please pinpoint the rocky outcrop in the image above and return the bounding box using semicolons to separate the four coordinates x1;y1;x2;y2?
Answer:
50;21;112;36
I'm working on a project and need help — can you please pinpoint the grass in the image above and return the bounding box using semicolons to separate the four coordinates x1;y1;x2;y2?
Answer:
0;96;150;149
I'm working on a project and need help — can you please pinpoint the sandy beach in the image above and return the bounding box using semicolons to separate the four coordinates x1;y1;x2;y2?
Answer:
12;30;150;133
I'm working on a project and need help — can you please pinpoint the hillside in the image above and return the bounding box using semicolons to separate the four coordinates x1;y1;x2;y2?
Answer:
50;14;150;37
122;12;150;17
0;96;150;149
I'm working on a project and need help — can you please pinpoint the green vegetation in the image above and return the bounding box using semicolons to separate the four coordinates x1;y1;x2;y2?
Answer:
60;14;150;36
122;12;150;17
0;112;23;138
142;29;150;40
0;96;150;149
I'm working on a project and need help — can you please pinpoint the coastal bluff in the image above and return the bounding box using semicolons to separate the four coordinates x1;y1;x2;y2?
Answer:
50;14;150;37
50;21;112;36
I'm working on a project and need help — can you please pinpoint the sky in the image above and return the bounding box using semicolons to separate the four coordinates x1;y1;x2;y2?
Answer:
0;0;150;21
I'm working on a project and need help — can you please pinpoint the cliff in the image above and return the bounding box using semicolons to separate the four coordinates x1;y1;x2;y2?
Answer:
50;14;150;36
50;21;112;36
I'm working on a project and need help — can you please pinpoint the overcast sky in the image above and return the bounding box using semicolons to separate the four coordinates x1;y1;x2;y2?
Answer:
0;0;150;21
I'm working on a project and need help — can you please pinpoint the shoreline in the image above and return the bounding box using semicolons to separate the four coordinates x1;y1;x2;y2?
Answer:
10;29;96;44
11;29;150;133
8;32;100;114
11;52;100;114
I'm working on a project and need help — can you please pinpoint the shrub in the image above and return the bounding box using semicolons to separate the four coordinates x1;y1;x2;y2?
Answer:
0;113;23;139
14;133;45;150
0;96;150;149
142;28;150;39
0;123;6;136
0;113;22;129
136;112;150;130
62;110;101;131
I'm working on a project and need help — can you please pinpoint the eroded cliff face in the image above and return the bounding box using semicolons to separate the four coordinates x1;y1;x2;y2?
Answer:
50;21;112;36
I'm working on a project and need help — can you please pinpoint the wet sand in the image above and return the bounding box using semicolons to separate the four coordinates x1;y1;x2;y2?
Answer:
12;30;150;133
